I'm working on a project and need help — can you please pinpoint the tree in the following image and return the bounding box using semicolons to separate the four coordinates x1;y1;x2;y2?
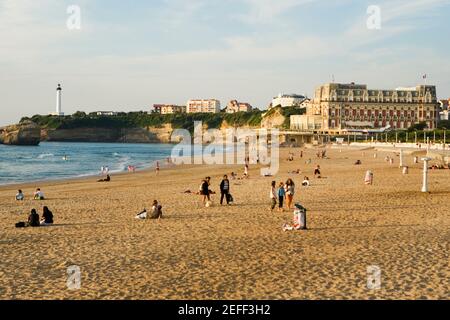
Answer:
72;111;87;118
437;120;450;129
408;122;427;132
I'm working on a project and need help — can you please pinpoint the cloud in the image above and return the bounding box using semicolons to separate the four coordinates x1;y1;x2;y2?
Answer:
235;0;317;24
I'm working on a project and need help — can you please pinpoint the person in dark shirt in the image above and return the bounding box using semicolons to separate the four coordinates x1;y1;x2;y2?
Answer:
28;209;40;227
200;179;210;205
220;175;230;205
41;206;54;225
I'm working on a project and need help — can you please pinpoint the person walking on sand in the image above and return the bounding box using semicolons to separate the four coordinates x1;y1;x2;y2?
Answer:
285;178;295;210
277;182;286;212
156;161;160;175
314;165;321;178
269;181;277;212
220;175;230;205
200;179;210;205
243;163;249;179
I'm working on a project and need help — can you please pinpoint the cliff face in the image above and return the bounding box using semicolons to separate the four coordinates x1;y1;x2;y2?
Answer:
0;121;41;146
261;108;286;129
41;124;174;144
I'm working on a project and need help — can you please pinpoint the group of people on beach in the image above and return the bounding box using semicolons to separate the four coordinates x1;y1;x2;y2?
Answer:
15;188;45;201
16;207;54;228
14;187;54;227
270;178;296;212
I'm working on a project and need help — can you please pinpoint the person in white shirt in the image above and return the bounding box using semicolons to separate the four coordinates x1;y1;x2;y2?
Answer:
16;190;24;201
302;177;310;187
34;188;45;200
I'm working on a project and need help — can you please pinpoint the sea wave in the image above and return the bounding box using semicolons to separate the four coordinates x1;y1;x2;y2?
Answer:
37;153;54;159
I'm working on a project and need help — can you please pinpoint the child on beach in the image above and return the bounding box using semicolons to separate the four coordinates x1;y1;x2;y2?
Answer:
302;177;310;187
314;165;321;178
16;190;24;201
156;161;160;175
277;182;286;212
33;188;45;200
269;181;277;212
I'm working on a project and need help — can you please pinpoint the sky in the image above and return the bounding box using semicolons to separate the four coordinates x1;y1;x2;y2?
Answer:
0;0;449;126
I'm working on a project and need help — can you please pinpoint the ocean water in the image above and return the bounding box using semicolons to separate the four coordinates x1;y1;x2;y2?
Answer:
0;142;175;186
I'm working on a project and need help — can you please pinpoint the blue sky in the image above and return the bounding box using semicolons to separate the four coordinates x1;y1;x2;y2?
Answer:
1;0;449;125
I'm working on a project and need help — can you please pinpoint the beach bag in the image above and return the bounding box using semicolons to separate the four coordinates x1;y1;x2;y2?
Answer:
15;222;26;228
226;193;234;203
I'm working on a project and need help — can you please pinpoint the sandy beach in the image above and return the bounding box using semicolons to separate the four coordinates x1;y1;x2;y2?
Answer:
0;146;448;300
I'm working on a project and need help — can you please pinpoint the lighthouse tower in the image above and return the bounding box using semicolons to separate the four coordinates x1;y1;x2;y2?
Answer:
51;84;64;116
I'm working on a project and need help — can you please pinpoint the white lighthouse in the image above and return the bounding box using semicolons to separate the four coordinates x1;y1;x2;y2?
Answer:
51;84;64;116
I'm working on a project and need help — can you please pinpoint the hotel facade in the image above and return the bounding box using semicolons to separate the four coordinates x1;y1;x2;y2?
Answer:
291;83;439;132
187;99;221;113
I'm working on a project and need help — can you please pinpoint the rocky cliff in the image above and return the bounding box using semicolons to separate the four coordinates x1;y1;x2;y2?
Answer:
41;124;174;144
261;108;286;129
0;121;41;146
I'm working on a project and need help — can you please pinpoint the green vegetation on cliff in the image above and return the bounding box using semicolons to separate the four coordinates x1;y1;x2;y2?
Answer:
21;110;263;132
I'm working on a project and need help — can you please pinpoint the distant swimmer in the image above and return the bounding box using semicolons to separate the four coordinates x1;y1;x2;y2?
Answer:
62;155;68;161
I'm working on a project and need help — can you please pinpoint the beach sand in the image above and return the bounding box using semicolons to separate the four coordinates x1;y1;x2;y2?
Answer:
0;147;448;300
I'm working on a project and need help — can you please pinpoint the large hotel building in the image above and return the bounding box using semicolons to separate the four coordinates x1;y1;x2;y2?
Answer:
291;83;439;133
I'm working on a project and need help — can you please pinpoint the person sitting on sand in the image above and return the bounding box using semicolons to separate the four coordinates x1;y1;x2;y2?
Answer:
136;201;163;220
302;177;310;187
28;209;40;227
149;200;163;219
230;172;237;180
16;189;24;201
354;160;362;165
98;175;111;182
34;188;45;200
40;206;54;226
314;165;321;178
